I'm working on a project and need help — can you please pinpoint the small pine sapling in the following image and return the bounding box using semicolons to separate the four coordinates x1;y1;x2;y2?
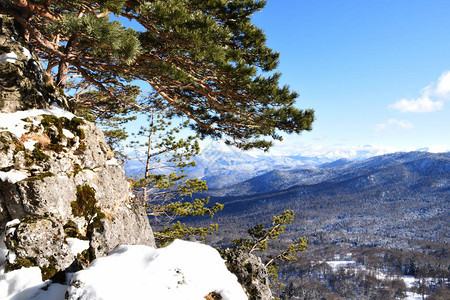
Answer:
231;210;307;294
129;108;223;247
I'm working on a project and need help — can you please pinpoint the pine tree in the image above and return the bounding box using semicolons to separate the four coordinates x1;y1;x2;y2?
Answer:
230;210;307;293
129;108;223;247
0;0;314;151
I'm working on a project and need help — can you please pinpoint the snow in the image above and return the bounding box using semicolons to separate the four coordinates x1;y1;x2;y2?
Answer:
0;240;247;300
324;258;440;300
7;251;16;264
0;52;18;64
0;170;28;183
66;238;90;256
0;106;75;139
62;129;75;139
326;260;357;271
22;47;32;60
106;157;119;166
67;240;246;300
0;265;49;299
23;140;37;151
405;291;423;300
6;219;20;228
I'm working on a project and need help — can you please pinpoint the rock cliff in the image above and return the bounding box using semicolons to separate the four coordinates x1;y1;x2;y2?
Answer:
0;18;155;282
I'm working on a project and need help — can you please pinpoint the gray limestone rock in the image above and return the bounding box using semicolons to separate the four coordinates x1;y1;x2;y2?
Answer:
221;248;273;300
4;215;74;280
0;17;155;281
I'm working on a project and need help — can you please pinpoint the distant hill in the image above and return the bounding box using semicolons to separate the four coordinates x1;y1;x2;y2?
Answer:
178;151;450;250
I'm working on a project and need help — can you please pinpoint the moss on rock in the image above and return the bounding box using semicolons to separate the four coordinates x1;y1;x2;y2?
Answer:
71;185;97;219
31;143;49;162
25;171;54;181
38;115;85;153
63;220;82;239
71;185;106;237
6;257;36;272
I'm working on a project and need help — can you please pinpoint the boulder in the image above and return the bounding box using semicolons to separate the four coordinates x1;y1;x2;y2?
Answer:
221;248;273;300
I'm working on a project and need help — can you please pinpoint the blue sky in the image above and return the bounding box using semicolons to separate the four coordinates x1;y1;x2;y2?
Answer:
244;0;450;155
124;1;450;158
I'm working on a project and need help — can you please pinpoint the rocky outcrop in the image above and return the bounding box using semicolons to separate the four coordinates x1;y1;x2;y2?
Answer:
0;18;155;281
0;18;69;112
221;249;273;300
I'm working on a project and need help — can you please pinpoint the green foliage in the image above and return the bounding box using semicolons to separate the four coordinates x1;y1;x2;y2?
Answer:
232;210;298;253
2;0;314;151
161;198;224;218
130;110;204;200
47;13;141;64
73;85;139;158
155;221;219;247
129;108;223;246
231;210;307;259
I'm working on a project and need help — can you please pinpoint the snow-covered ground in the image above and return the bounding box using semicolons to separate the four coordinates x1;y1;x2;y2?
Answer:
325;258;435;300
0;239;246;300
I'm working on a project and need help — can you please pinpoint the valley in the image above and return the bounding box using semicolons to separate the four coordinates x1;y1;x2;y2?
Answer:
156;151;450;299
179;152;449;250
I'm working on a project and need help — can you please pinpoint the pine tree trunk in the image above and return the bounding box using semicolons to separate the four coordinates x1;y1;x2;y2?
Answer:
57;34;78;88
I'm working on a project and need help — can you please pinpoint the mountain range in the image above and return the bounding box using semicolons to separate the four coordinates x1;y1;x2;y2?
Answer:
124;145;401;188
176;151;449;251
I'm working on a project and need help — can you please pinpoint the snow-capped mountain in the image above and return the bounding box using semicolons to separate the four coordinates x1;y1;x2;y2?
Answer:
124;144;417;189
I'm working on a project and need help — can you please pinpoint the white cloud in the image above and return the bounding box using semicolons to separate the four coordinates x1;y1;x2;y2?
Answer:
388;96;444;113
373;119;414;132
435;71;450;97
389;70;450;113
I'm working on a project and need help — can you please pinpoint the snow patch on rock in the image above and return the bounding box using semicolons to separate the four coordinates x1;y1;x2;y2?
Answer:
22;47;32;60
66;238;90;257
0;106;75;139
23;140;37;151
0;52;18;64
0;170;28;183
62;129;75;139
106;157;119;166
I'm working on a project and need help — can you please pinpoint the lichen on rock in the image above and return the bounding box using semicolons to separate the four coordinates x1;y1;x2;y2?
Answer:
4;215;73;282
